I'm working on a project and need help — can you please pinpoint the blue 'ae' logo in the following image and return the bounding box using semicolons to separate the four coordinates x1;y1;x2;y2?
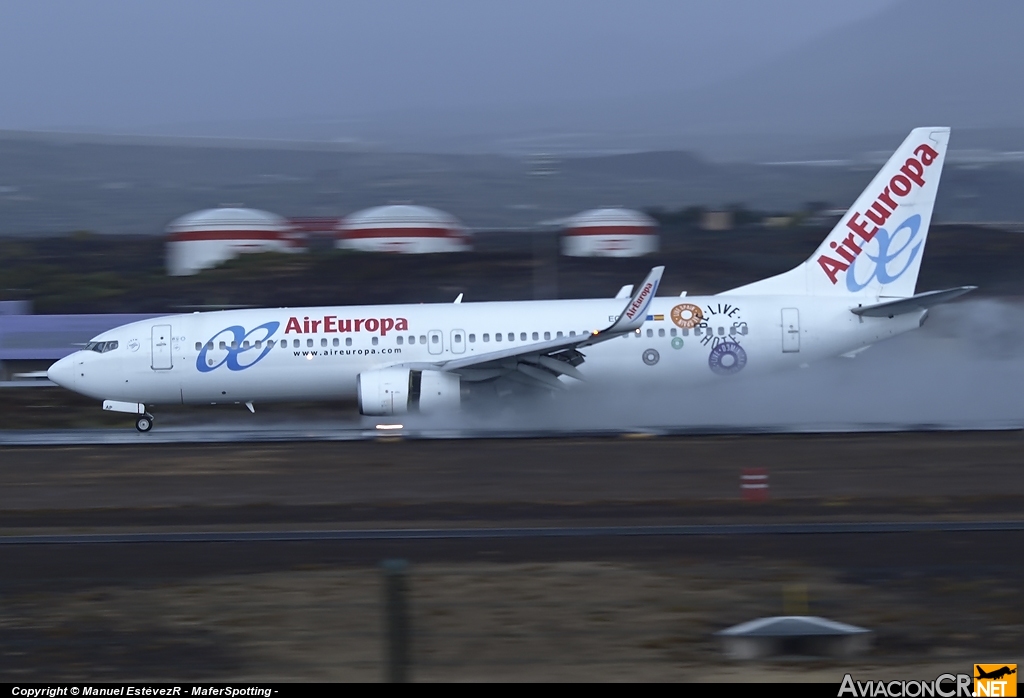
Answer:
846;214;923;292
196;322;280;373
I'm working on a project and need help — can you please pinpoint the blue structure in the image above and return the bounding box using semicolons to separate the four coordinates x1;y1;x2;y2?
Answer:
0;303;159;381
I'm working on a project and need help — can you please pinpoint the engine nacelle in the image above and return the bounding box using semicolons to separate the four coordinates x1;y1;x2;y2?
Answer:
357;368;461;416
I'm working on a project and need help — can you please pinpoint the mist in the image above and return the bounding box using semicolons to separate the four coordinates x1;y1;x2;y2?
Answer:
402;299;1024;434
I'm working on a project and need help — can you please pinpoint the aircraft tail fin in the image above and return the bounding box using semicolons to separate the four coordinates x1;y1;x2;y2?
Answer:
722;127;950;299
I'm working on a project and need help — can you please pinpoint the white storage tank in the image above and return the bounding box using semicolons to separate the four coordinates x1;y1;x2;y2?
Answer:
561;208;659;257
337;205;470;253
166;207;304;276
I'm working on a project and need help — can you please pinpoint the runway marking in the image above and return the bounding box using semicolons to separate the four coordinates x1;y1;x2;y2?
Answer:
1;521;1023;545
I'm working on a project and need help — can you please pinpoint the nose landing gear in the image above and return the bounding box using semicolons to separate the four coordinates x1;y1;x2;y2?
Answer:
135;413;154;433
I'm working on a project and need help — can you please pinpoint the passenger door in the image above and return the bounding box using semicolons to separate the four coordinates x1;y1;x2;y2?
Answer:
151;324;173;369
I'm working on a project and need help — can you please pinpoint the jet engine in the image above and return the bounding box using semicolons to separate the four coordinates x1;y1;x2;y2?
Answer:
357;368;461;416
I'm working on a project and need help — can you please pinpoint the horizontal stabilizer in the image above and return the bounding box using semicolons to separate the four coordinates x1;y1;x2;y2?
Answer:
851;286;976;318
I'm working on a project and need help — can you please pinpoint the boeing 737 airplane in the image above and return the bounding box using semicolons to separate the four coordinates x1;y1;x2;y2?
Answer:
48;127;974;432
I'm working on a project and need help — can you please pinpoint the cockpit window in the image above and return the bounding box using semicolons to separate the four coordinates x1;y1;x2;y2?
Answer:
85;340;118;353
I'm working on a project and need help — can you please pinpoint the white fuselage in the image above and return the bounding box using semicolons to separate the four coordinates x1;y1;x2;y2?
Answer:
48;294;924;408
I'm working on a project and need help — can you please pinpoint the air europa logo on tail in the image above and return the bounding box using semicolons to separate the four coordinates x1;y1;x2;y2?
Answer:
625;282;655;320
817;142;940;286
284;315;409;336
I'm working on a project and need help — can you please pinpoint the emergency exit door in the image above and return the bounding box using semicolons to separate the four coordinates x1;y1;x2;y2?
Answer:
151;324;173;369
781;308;800;353
428;329;444;355
450;329;466;354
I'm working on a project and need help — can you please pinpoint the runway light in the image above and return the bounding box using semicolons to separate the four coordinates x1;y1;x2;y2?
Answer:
375;423;404;430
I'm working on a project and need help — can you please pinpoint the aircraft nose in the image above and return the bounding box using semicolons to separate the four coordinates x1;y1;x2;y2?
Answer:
47;355;76;388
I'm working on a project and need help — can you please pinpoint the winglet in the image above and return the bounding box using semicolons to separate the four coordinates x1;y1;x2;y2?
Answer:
605;266;664;334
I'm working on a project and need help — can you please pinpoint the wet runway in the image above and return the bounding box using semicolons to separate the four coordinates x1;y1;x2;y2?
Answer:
1;419;1021;446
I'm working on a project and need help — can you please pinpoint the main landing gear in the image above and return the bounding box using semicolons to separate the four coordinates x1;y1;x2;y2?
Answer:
135;413;154;433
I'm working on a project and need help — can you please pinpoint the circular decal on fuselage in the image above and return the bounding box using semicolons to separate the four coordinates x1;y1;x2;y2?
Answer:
671;303;704;329
671;337;684;350
642;348;660;366
708;341;747;375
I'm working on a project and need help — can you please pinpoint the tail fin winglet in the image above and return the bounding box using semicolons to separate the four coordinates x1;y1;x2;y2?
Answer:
605;266;664;334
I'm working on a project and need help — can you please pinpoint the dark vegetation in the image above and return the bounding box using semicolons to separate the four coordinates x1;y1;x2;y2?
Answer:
0;223;1021;315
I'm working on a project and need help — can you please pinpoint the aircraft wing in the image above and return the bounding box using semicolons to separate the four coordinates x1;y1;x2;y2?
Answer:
393;266;664;390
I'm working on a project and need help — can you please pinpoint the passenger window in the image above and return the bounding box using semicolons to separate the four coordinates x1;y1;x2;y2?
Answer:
243;341;250;349
419;335;426;344
495;333;502;342
268;340;275;348
396;336;403;345
207;342;214;350
469;334;476;342
230;341;238;350
372;337;379;346
321;338;328;347
658;329;665;337
532;332;539;340
569;331;576;337
483;333;490;342
195;342;201;351
693;327;701;336
293;339;300;348
307;339;313;347
454;334;462;343
670;329;677;337
219;341;227;350
683;328;690;337
408;336;415;345
346;338;353;346
520;332;527;341
544;332;551;340
334;338;340;346
718;327;725;336
255;340;262;349
646;329;653;338
508;333;514;342
430;335;438;344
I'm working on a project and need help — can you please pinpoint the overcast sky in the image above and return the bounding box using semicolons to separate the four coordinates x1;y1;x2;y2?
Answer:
0;0;898;134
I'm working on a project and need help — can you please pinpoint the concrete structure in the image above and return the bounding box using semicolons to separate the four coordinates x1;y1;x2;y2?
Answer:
336;205;470;254
716;616;872;659
701;210;733;231
561;208;659;258
166;207;305;276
